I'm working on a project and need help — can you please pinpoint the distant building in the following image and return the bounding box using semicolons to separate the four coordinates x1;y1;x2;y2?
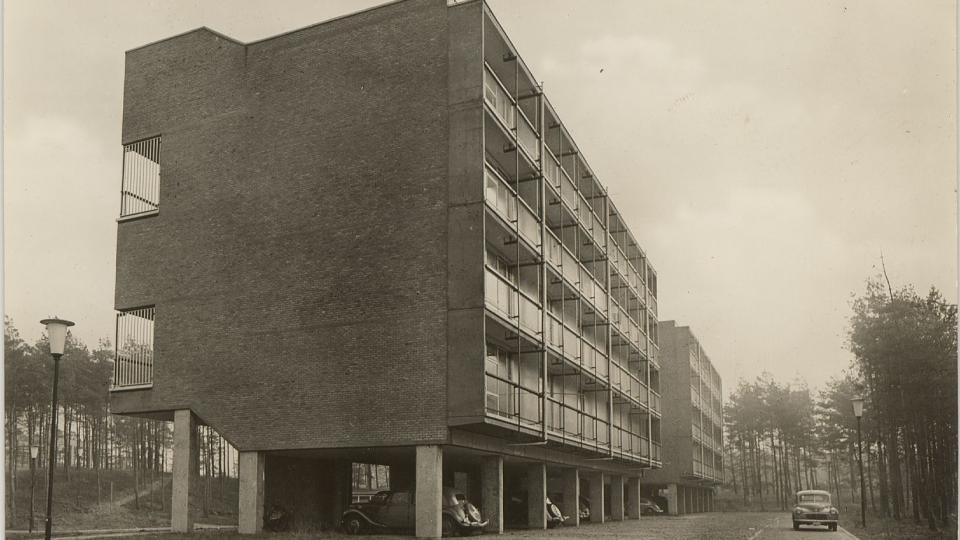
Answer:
109;0;664;536
642;321;723;514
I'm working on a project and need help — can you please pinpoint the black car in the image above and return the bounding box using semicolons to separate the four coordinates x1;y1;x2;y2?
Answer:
341;488;487;536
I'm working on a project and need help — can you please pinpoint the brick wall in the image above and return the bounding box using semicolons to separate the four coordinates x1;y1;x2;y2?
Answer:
113;0;454;451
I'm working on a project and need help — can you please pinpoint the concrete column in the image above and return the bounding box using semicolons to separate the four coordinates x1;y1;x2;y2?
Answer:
171;410;198;533
527;463;547;529
333;460;353;524
588;472;605;524
415;445;443;539
238;452;265;534
610;475;625;521
666;483;679;516
481;456;503;534
625;477;641;519
560;468;580;527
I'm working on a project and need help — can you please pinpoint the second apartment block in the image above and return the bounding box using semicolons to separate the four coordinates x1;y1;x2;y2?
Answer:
643;321;723;514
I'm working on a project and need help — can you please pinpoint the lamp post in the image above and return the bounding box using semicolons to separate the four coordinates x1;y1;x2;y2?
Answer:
30;444;39;533
851;396;866;528
40;317;74;540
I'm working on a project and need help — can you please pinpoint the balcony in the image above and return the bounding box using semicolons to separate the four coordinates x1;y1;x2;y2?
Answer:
112;306;155;390
485;373;541;429
650;391;662;415
484;166;541;249
120;136;161;219
485;268;542;338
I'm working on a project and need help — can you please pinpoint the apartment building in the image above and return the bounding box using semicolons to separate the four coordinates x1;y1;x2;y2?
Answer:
642;321;723;514
110;0;662;536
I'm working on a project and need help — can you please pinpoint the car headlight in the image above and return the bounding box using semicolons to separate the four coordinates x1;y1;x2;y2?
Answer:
829;507;838;514
793;507;804;514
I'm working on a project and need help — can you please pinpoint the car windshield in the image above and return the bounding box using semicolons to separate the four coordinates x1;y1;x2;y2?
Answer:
799;493;830;503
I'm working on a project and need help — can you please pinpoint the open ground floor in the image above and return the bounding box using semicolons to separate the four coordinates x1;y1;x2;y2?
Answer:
166;411;659;538
640;482;718;515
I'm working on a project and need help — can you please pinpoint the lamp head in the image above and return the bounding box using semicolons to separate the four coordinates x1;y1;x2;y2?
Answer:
40;317;75;356
850;396;865;418
30;444;39;459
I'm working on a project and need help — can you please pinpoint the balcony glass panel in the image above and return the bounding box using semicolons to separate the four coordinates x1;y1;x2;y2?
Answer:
519;294;542;336
517;112;540;160
484;68;515;130
517;200;541;247
563;326;580;361
560;170;578;211
519;386;541;425
485;269;517;320
543;148;561;189
561;249;580;288
651;391;661;414
485;373;517;418
485;167;517;223
546;315;563;350
545;232;562;269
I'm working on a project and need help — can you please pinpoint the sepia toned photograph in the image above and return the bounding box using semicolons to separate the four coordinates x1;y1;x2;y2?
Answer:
3;1;957;539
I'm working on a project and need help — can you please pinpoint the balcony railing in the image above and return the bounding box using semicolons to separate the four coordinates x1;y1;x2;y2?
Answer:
485;269;542;336
486;373;541;427
517;111;540;161
485;166;541;248
650;391;661;414
120;137;161;218
484;67;515;131
113;306;155;389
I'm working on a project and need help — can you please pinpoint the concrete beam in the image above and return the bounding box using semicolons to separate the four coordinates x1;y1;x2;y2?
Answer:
610;475;624;521
625;477;641;519
481;455;503;533
560;468;579;527
415;445;443;539
238;452;265;534
171;410;198;533
587;472;604;524
526;463;547;530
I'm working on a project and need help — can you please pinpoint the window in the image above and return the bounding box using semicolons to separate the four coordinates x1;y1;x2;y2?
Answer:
113;306;155;388
120;136;161;217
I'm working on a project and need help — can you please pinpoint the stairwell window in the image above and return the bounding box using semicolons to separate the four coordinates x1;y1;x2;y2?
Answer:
120;136;161;218
113;306;155;389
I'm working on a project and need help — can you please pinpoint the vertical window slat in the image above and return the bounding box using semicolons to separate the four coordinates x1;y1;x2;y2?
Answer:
120;136;161;217
114;306;155;388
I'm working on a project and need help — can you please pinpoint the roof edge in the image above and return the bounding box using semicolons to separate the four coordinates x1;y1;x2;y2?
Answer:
125;26;244;54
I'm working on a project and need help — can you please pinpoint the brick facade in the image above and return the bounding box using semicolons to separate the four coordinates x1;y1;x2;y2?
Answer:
113;0;455;451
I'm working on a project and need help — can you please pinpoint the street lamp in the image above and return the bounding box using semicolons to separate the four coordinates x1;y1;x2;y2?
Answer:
30;444;39;533
40;317;74;540
851;396;866;528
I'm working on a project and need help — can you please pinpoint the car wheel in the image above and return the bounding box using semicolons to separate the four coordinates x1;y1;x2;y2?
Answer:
441;515;457;537
343;516;364;535
792;522;799;531
830;524;837;532
643;508;655;516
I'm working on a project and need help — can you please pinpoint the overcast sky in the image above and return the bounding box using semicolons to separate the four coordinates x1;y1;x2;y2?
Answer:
4;0;956;396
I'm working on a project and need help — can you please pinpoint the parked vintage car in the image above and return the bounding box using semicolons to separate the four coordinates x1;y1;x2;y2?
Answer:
506;493;568;527
341;487;488;536
792;489;839;531
637;497;665;516
549;493;590;521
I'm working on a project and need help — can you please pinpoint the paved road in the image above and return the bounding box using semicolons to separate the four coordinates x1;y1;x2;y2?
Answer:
472;512;859;540
6;513;860;539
